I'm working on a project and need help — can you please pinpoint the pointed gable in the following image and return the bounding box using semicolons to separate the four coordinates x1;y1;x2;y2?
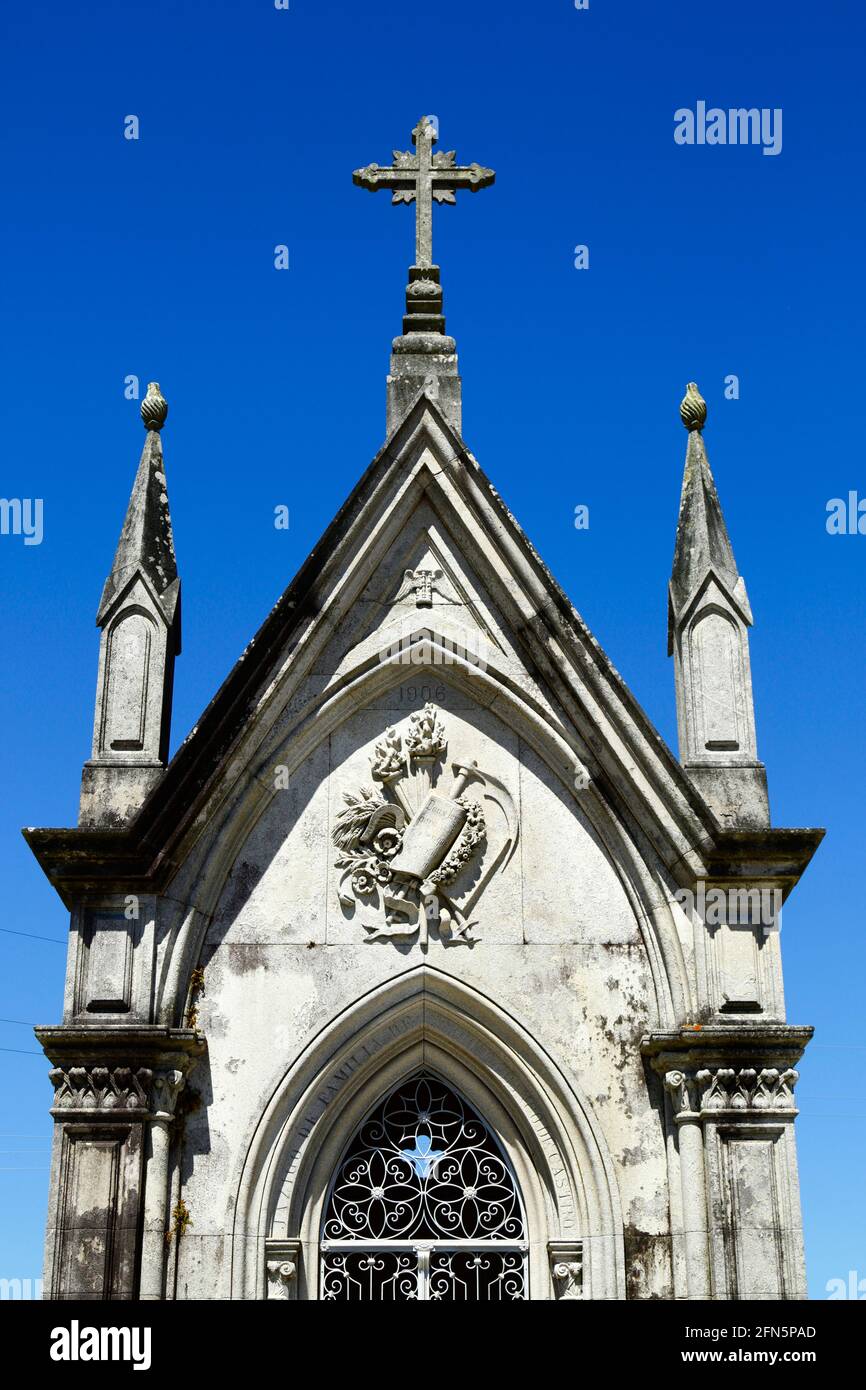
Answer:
24;390;820;905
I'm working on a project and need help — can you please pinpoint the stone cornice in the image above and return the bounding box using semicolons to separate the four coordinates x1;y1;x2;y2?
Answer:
641;1024;813;1069
699;831;824;893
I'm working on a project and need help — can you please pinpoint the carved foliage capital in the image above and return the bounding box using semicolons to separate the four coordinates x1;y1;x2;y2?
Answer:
49;1064;152;1114
665;1065;798;1119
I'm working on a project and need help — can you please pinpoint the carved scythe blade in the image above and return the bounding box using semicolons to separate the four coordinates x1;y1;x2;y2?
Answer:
451;761;519;871
450;760;520;917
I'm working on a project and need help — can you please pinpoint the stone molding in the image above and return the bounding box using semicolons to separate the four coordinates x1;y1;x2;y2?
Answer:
47;1063;189;1121
663;1065;798;1120
49;1064;152;1115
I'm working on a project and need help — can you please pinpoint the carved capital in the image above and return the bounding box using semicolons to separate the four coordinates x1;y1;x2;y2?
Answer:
667;1065;798;1118
549;1241;583;1300
49;1064;152;1114
150;1068;185;1122
265;1240;301;1300
266;1261;296;1298
664;1069;699;1119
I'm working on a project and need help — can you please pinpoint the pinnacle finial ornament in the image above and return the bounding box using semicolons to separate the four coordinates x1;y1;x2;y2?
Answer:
680;382;707;432
141;382;168;432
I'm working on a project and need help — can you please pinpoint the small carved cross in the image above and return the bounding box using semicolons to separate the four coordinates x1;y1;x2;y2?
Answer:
353;116;495;268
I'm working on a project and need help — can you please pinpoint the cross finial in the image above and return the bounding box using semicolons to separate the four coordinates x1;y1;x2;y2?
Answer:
353;116;495;269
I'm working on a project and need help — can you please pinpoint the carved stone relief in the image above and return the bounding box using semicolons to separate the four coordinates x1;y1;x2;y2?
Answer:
332;703;518;946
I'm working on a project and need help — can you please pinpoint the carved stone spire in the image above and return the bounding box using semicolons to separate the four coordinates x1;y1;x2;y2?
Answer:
96;385;177;626
79;385;181;827
667;384;769;828
353;117;495;435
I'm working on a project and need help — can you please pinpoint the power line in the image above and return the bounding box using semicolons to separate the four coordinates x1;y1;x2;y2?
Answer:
0;1018;34;1027
0;928;65;945
0;1047;44;1057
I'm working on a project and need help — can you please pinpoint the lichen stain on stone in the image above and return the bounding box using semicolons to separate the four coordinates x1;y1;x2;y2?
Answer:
619;1144;646;1168
623;1225;673;1301
227;943;271;977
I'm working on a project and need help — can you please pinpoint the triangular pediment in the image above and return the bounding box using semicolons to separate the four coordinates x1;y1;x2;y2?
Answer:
29;391;813;904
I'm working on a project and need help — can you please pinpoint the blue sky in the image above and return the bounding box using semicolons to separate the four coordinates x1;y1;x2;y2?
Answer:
1;0;863;1299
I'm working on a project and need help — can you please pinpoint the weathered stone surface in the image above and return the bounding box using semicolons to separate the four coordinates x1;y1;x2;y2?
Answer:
25;131;820;1302
80;401;181;828
668;389;770;828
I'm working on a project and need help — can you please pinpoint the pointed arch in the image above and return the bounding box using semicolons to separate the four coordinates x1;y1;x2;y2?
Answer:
228;966;626;1300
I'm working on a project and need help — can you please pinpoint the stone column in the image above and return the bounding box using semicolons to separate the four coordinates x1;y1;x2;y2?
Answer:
43;1064;152;1300
140;1069;185;1301
647;1030;810;1302
36;1026;204;1301
665;1071;711;1299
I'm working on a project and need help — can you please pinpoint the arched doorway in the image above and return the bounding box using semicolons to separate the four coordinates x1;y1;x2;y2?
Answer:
319;1072;527;1301
229;967;626;1300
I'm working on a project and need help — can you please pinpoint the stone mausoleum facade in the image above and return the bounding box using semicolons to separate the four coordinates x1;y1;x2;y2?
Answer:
27;119;821;1301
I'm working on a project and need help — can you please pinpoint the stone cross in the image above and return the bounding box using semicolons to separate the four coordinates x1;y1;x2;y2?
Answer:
353;116;495;269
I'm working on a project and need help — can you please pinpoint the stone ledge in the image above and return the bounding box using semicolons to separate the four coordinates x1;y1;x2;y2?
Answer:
35;1024;206;1071
641;1024;813;1066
